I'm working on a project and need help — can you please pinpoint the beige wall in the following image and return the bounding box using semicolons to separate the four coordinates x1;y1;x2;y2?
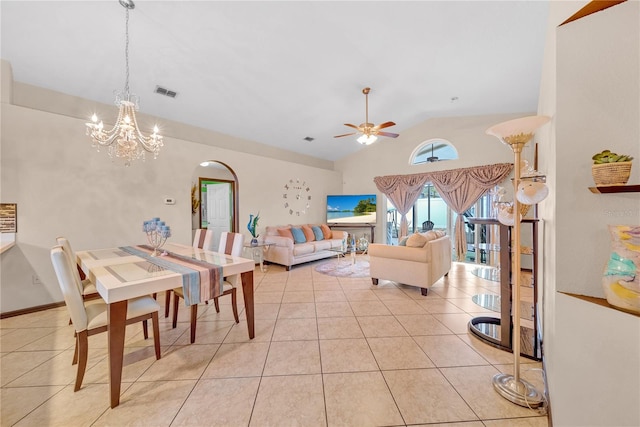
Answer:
0;60;533;311
0;67;343;312
539;1;640;425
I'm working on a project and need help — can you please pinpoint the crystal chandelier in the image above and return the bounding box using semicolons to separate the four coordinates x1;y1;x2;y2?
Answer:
86;0;162;166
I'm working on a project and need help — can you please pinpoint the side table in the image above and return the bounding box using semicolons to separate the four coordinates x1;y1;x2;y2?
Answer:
243;242;274;272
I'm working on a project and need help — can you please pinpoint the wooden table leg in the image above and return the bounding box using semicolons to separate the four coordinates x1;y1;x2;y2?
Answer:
241;270;255;339
107;300;128;408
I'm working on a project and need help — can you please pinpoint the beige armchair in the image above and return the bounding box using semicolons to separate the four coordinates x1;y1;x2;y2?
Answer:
368;231;452;296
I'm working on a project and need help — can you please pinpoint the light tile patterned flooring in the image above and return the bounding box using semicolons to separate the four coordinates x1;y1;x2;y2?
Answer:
0;260;548;426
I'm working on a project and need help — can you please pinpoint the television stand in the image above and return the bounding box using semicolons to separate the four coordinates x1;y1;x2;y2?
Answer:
328;223;375;244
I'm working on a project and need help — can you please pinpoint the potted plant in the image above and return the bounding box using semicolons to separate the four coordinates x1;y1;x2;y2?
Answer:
591;150;633;186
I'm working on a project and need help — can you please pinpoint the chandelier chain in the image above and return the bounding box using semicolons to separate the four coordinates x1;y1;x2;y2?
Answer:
124;8;130;95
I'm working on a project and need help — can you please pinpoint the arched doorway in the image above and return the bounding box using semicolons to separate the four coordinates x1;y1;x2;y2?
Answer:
191;160;239;249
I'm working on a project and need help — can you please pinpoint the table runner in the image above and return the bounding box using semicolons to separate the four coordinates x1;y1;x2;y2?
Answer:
119;245;222;305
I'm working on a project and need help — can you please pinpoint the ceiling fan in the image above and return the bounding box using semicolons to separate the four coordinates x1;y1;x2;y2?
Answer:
426;144;439;162
334;87;399;145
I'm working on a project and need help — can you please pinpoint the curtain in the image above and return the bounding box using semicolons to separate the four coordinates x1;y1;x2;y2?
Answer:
374;174;429;238
429;163;513;261
374;163;513;260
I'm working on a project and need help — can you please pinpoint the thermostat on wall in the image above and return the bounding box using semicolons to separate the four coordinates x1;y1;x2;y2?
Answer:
164;197;176;205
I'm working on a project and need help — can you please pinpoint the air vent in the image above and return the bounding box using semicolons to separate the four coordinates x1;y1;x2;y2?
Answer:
155;86;177;98
303;137;315;142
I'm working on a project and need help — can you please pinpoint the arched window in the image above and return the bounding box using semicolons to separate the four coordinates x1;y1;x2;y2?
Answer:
410;139;458;165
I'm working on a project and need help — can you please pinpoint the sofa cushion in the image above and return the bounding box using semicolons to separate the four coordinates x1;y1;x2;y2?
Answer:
291;227;307;244
312;226;324;241
406;233;427;248
313;239;332;251
302;225;315;242
293;242;315;256
277;227;294;240
321;224;332;239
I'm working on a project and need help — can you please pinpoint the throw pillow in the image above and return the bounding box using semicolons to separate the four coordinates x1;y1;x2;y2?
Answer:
302;225;315;242
398;236;409;246
406;233;427;248
291;227;307;244
277;227;294;240
421;231;439;242
311;225;324;241
321;224;332;239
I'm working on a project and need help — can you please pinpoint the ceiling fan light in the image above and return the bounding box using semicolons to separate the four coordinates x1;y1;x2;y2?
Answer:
357;134;377;145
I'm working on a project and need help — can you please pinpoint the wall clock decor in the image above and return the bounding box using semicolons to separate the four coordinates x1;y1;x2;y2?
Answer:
283;178;311;216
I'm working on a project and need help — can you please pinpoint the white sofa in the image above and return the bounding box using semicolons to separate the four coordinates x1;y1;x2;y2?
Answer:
263;225;348;270
368;230;452;295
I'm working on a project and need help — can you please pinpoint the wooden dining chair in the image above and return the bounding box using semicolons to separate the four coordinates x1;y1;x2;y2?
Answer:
51;245;162;391
171;231;245;343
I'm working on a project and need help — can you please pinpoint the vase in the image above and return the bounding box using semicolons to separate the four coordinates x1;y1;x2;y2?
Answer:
251;237;258;246
602;225;640;314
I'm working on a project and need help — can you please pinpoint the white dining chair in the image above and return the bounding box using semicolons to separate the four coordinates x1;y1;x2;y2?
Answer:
51;245;162;391
171;231;245;343
192;228;216;251
56;236;99;301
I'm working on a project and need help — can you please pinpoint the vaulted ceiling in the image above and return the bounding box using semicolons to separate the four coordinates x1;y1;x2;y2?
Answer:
1;1;549;161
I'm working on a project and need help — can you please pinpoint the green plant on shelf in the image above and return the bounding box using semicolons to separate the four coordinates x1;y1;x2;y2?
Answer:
592;150;633;164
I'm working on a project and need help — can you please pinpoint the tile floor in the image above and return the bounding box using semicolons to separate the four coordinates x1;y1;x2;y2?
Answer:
1;260;549;426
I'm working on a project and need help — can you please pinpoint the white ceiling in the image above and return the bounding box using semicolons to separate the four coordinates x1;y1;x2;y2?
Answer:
1;1;550;162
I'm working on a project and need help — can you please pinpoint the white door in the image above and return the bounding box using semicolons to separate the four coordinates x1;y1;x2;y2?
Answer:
206;183;231;250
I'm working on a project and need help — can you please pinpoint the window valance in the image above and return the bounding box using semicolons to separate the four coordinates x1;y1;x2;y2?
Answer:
374;162;513;260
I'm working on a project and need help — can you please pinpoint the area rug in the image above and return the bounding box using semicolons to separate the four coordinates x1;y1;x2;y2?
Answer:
315;258;370;278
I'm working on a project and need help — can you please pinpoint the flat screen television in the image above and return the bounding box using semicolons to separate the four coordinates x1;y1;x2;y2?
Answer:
326;194;377;224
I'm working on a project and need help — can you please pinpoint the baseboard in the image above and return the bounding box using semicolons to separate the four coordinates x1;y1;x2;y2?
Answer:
1;301;66;319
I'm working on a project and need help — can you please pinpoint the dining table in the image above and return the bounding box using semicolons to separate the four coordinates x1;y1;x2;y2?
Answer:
76;242;256;408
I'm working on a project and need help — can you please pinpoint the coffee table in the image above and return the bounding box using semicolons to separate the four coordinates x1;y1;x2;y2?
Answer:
328;246;357;268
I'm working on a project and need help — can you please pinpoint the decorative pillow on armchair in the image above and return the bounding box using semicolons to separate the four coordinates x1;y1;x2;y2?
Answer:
406;233;428;248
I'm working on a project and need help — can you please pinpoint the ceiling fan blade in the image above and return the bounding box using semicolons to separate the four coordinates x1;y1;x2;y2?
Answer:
343;123;360;130
334;132;357;138
372;121;396;130
376;131;400;138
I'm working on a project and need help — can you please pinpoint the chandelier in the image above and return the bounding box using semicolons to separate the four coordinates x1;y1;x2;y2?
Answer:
86;0;162;166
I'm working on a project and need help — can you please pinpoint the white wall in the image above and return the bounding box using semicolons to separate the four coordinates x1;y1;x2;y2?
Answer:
539;2;640;425
0;70;342;312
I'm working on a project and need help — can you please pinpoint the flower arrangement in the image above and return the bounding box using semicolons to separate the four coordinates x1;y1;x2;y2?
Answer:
143;217;171;256
247;212;260;243
191;184;200;215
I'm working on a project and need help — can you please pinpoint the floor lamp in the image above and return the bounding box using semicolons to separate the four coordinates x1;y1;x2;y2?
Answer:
486;115;550;408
